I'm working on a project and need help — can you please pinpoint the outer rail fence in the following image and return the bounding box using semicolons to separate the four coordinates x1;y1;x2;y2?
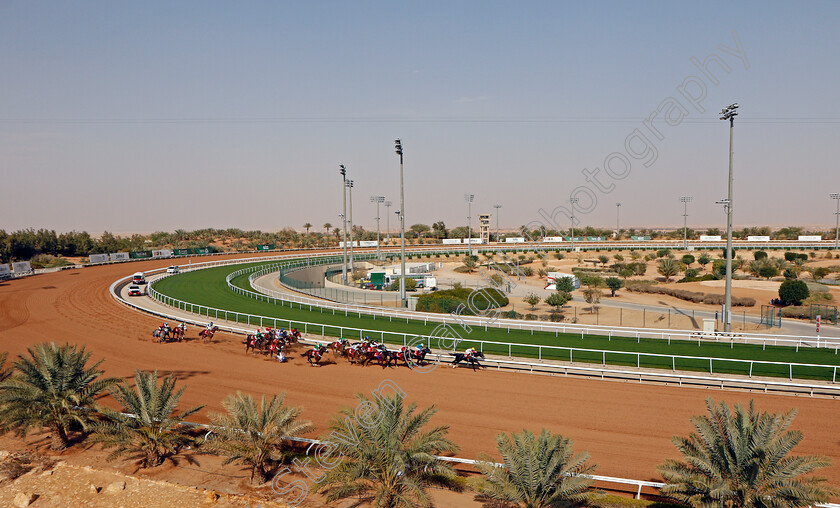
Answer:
114;272;840;398
234;257;840;349
143;259;840;385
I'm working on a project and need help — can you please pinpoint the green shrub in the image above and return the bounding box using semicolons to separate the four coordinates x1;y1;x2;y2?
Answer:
754;250;768;260
778;279;809;306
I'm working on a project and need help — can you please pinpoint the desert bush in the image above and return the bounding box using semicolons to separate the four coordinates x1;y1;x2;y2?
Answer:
754;250;768;260
684;268;699;278
681;254;695;266
656;249;671;258
779;279;809;305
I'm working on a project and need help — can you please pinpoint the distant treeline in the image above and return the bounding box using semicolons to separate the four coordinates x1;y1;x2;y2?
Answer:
1;225;836;264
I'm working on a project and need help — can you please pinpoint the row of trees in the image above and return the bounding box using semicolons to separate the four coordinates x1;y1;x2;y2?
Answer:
0;343;834;507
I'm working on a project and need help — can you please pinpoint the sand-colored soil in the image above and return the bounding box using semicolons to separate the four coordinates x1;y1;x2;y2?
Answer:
1;252;839;505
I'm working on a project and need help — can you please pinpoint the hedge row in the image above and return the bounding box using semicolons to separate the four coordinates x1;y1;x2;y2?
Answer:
625;282;756;307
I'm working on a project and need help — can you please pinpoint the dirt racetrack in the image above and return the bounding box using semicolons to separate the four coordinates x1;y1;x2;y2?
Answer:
1;252;839;494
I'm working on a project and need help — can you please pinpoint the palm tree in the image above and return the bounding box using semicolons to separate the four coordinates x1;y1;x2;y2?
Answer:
209;392;312;484
315;392;462;507
0;351;11;383
303;223;312;235
90;370;203;467
0;343;117;450
657;258;682;283
323;223;332;236
658;398;835;508
474;429;596;508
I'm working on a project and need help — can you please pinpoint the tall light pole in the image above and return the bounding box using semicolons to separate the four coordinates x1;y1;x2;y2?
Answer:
569;197;579;251
720;102;738;333
339;165;348;285
831;193;840;249
395;139;406;307
465;194;474;256
680;196;693;249
371;195;385;259
615;202;621;239
493;204;502;242
347;179;355;275
384;201;392;242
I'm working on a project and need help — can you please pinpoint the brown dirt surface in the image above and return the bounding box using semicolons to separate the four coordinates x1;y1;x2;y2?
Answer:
1;252;839;505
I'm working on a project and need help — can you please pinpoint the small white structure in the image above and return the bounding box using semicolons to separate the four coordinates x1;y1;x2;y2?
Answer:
747;236;770;242
700;235;722;241
798;235;821;241
544;272;580;290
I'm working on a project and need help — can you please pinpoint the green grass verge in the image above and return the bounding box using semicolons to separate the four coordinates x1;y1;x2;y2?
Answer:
151;261;840;382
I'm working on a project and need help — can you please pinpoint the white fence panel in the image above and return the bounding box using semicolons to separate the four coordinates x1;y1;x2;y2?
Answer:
89;254;109;263
11;261;32;273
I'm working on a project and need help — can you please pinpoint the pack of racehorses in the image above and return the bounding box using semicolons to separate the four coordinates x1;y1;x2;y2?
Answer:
152;323;217;344
153;323;486;371
243;328;301;356
297;338;486;370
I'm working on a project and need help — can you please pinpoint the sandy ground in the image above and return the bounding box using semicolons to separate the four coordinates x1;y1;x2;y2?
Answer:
1;252;839;505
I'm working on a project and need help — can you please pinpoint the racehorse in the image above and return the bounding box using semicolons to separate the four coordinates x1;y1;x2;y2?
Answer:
407;346;432;365
244;334;266;354
365;346;395;369
302;345;328;366
328;338;350;356
170;324;187;342
199;326;219;343
152;326;170;343
343;346;368;365
450;351;485;371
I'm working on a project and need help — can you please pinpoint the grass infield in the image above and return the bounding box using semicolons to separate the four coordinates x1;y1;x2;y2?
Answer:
151;261;840;382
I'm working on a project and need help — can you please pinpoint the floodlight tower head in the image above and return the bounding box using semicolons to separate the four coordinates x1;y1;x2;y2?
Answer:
371;195;385;203
346;179;354;188
385;200;392;207
680;196;693;203
464;194;474;202
339;164;346;178
720;103;739;120
831;193;840;200
394;139;402;155
494;204;501;209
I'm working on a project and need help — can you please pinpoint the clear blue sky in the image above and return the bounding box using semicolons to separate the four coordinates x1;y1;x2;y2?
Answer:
2;1;838;234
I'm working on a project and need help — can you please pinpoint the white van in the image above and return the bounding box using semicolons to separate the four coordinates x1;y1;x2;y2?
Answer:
132;272;146;284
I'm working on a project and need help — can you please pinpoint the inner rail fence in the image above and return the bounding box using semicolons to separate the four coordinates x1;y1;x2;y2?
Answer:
236;257;840;349
141;257;840;384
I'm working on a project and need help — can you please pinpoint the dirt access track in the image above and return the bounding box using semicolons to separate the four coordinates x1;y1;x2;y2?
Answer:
1;251;839;492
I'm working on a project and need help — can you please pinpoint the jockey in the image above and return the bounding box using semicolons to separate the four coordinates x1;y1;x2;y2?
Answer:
207;321;214;330
179;322;187;330
415;343;424;352
465;347;476;359
163;322;170;330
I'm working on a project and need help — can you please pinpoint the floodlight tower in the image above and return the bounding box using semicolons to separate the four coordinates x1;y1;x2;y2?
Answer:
465;194;474;256
615;202;621;239
384;201;392;241
720;102;739;332
395;139;406;307
346;179;355;273
569;197;579;251
680;196;693;249
831;193;840;249
370;195;385;259
493;204;502;242
339;165;348;285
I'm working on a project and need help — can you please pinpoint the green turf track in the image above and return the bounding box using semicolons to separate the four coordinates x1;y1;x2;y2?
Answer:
152;261;840;382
